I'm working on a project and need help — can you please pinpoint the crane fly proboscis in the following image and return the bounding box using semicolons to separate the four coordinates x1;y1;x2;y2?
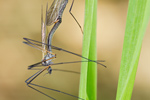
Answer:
23;0;106;100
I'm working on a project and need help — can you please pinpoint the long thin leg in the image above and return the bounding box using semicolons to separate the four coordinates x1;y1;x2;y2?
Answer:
69;0;83;34
23;38;106;67
25;66;56;100
28;60;104;70
51;46;106;67
28;60;105;72
24;38;105;68
29;68;80;74
27;84;56;100
25;67;48;84
52;69;80;74
23;38;56;56
25;66;84;100
28;83;84;100
24;40;105;63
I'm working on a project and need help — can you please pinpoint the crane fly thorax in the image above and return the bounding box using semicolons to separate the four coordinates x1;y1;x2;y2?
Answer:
42;53;55;66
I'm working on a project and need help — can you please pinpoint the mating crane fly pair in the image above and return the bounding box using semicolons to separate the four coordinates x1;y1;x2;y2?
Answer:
23;0;106;100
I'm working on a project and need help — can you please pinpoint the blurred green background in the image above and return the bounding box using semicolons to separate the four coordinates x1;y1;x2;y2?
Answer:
0;0;149;100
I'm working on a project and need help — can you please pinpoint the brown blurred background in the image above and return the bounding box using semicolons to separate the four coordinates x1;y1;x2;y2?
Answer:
0;0;149;100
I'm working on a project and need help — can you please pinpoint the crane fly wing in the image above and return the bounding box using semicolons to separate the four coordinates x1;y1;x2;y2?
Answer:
46;0;61;26
41;6;46;59
46;0;67;26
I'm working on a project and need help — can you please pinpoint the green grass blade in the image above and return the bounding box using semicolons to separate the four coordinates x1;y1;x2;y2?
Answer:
79;0;97;100
116;0;150;100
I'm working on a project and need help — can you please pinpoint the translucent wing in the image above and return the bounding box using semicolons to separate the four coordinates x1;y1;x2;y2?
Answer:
46;0;67;26
41;6;46;59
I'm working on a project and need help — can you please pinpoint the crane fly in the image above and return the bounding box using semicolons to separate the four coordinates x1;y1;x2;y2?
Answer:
23;0;106;100
44;0;83;54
